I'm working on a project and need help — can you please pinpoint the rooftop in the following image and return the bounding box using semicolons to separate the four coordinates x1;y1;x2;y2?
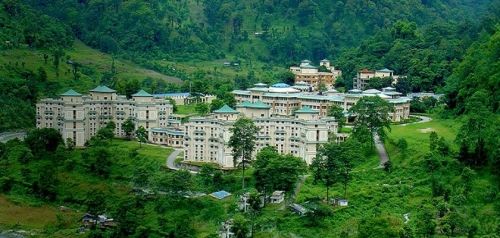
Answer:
295;106;320;114
90;85;116;93
132;89;153;97
60;89;82;97
153;92;190;97
213;105;239;114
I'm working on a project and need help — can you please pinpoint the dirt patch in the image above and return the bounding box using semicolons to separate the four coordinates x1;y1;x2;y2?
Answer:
419;128;435;133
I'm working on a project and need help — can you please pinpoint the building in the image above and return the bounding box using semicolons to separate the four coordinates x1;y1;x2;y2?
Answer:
353;68;401;90
270;191;285;204
289;59;341;89
36;86;173;147
232;83;411;122
153;92;215;105
183;104;338;168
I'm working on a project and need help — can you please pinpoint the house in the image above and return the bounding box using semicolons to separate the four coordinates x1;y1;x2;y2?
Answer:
210;190;232;200
219;219;235;238
82;213;96;227
81;214;116;228
289;203;308;216
270;191;285;204
331;198;348;207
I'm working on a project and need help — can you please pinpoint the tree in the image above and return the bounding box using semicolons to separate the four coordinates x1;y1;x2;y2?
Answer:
195;103;210;115
231;215;249;238
210;99;225;112
253;147;306;197
24;128;63;156
96;121;115;141
122;118;135;140
167;98;178;113
274;71;296;86
228;117;259;190
350;96;393;146
135;126;148;148
327;104;345;132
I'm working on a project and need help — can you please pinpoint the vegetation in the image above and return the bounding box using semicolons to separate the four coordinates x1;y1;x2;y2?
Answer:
229;118;259;190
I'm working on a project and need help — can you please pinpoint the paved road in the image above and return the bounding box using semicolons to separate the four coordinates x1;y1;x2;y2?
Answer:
374;133;389;167
399;115;432;126
0;132;26;143
166;149;183;170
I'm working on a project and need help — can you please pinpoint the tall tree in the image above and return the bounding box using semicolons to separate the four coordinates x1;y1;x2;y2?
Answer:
228;117;259;190
122;118;135;140
349;96;393;145
327;104;345;132
135;126;147;148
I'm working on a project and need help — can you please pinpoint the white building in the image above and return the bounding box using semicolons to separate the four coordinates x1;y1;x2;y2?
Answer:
232;83;411;122
353;68;401;90
183;103;338;168
36;86;173;147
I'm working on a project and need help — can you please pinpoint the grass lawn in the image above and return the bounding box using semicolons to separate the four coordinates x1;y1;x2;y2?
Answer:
0;195;82;231
176;104;199;115
109;139;174;164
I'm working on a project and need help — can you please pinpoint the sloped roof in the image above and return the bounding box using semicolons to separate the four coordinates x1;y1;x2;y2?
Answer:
132;89;153;97
90;85;116;93
214;105;239;114
60;89;82;96
295;106;319;114
377;68;394;73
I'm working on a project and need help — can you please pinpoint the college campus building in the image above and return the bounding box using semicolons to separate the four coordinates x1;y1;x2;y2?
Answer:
183;104;340;168
289;59;341;89
36;86;173;147
153;92;215;105
352;68;401;90
232;83;411;122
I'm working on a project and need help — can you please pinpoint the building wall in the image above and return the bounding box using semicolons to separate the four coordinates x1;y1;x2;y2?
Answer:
183;114;338;168
36;93;173;147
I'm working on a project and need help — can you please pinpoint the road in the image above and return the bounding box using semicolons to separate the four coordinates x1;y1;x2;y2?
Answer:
399;115;432;126
0;132;26;143
166;149;183;170
374;133;389;167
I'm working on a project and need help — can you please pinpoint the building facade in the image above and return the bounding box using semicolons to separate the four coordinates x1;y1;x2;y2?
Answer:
36;86;173;147
289;59;341;89
232;84;411;122
353;68;401;90
183;104;338;168
153;92;215;105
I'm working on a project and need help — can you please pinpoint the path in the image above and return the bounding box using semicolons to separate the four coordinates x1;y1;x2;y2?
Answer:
166;149;183;170
374;133;389;167
291;175;308;202
399;115;432;126
0;131;26;143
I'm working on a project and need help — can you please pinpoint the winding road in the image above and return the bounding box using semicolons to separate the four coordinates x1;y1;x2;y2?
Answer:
166;149;183;170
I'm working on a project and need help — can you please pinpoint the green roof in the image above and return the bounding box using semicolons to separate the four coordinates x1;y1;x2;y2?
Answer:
90;85;116;93
250;101;271;109
295;106;319;114
236;101;270;109
214;105;239;114
132;89;153;97
60;89;82;96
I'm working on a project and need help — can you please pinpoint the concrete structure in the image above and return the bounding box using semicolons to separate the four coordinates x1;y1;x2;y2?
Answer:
270;191;285;204
232;83;411;122
289;59;341;89
36;86;174;147
353;68;401;90
153;92;215;105
183;104;338;168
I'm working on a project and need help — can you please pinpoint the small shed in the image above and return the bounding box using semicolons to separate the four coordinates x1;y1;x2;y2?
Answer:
289;203;308;216
210;190;232;200
270;190;285;204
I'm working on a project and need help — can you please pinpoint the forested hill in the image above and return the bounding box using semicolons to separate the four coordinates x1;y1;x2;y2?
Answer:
25;0;492;63
22;0;498;92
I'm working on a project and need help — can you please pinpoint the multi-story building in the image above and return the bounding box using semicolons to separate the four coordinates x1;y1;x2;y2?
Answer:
289;59;341;89
153;92;215;105
232;84;411;122
36;86;173;147
183;104;338;168
352;68;401;90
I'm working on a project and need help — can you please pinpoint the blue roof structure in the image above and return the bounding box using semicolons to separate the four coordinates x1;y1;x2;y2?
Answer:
60;89;82;96
210;190;231;200
214;105;239;114
132;89;153;97
271;83;291;88
90;85;116;93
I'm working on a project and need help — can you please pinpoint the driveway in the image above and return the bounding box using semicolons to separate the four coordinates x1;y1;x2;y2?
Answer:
399;115;432;126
